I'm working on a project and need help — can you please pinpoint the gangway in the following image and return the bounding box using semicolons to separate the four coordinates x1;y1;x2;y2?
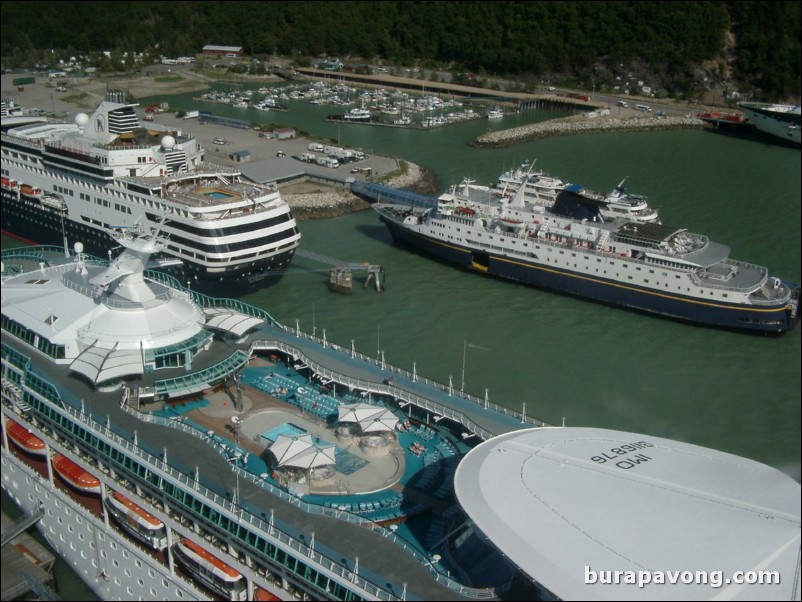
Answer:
294;249;385;293
349;181;438;209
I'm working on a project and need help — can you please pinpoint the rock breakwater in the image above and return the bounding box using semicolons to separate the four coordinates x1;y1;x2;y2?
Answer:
474;115;708;148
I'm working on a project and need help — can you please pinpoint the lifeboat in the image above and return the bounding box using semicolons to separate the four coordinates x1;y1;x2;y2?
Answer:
106;491;164;530
176;538;242;583
20;184;43;197
254;587;281;601
52;453;101;494
455;206;475;216
5;419;47;456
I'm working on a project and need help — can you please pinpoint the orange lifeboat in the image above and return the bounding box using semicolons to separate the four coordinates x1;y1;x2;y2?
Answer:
52;453;101;494
107;491;164;530
177;539;242;582
5;419;47;456
20;184;43;197
254;587;281;601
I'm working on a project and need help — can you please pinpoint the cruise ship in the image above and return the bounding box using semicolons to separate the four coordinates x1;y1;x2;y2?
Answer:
1;230;548;601
1;91;301;297
372;176;800;334
738;102;801;146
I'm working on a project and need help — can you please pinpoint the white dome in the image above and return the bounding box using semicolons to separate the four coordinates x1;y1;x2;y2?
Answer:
73;242;84;254
75;113;89;127
161;135;176;150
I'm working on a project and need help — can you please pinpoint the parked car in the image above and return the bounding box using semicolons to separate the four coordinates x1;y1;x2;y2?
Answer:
213;137;226;145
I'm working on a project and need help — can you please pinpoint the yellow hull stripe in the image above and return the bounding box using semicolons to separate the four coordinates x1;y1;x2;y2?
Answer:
400;227;788;316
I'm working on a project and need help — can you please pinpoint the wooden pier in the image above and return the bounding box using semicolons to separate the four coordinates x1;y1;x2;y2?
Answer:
1;510;58;601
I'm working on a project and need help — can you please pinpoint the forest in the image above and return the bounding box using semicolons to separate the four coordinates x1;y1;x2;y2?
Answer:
1;1;799;101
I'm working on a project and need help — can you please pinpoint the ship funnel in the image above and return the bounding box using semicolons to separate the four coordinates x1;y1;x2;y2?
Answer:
105;89;128;104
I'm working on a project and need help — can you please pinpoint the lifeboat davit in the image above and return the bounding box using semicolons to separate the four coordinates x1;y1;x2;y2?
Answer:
177;539;242;582
52;453;101;494
107;491;164;530
5;419;47;456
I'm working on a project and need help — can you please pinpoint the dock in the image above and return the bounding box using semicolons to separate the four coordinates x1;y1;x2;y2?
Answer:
295;249;385;293
1;510;58;601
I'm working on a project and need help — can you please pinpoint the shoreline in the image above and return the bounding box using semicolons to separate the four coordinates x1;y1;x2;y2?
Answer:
4;70;710;216
283;160;437;220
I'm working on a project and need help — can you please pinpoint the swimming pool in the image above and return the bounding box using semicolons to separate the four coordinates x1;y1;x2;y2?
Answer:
261;422;307;442
196;187;237;200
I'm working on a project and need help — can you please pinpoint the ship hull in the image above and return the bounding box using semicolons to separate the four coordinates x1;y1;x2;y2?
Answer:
1;193;296;297
739;104;801;146
2;453;206;601
379;216;799;334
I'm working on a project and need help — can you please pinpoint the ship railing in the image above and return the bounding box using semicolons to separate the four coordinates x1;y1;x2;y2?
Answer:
59;270;175;309
30;392;388;600
123;379;504;597
689;261;792;304
5;340;502;599
250;334;547;435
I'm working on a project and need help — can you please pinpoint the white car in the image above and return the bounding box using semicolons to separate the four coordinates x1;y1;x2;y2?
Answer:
213;137;226;145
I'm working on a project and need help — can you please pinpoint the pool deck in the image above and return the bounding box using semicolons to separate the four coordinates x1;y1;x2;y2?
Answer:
182;360;407;498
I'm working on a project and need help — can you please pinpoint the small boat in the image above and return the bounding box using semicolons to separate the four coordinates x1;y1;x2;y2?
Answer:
52;453;101;494
173;539;246;601
342;107;372;121
697;111;747;129
487;107;504;119
254;588;281;601
105;492;168;550
5;418;47;456
20;184;43;197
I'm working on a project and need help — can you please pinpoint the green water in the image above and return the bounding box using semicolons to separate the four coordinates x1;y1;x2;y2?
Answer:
143;86;799;473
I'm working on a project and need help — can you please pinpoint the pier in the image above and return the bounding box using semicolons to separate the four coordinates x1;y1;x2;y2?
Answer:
1;510;58;601
294;249;385;293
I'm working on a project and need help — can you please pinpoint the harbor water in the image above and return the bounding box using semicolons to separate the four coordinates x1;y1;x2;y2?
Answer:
145;87;800;474
3;84;799;599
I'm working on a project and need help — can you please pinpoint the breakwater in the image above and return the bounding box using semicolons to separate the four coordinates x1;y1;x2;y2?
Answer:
474;115;709;148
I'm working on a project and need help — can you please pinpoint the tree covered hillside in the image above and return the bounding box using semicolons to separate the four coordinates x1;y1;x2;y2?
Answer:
2;1;799;101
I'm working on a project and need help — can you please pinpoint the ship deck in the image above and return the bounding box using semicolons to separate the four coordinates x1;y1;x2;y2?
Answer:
2;260;540;599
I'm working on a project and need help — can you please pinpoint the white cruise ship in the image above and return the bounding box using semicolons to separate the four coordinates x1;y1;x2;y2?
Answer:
738;102;801;146
2;230;547;601
1;91;300;297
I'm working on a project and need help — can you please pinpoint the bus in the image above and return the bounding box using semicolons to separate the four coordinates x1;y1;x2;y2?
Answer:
635;104;652;112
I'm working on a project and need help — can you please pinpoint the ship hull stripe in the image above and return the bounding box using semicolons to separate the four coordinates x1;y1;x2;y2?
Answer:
381;217;796;332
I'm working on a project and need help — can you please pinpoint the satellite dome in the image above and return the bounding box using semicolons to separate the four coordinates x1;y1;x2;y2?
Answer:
74;242;84;254
161;135;176;150
75;113;89;127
